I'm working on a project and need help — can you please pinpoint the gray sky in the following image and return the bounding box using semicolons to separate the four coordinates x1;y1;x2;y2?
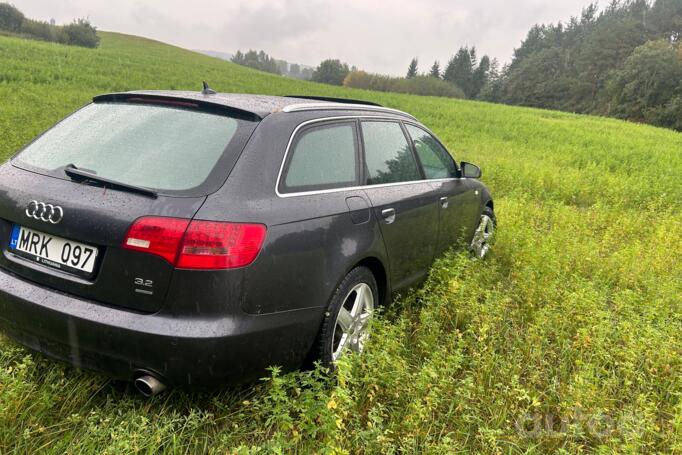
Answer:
17;0;588;75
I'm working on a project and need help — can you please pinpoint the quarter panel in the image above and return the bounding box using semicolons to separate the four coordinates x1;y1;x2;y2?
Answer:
241;192;386;314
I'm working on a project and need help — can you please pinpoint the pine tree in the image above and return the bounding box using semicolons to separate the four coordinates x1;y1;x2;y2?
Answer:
444;47;474;96
473;55;491;97
443;46;491;98
406;58;419;78
429;60;441;78
478;58;505;102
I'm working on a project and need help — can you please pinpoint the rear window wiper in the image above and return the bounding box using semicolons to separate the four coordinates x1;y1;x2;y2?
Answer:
63;164;158;199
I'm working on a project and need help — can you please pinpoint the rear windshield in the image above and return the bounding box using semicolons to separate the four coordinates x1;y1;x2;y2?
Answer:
12;102;256;196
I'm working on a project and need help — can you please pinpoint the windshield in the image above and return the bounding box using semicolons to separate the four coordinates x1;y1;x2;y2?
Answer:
13;102;250;194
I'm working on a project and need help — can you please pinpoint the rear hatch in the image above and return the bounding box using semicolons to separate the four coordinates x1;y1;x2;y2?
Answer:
0;97;258;313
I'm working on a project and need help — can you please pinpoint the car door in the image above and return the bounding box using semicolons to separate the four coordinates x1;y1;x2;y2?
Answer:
404;123;480;255
359;120;440;291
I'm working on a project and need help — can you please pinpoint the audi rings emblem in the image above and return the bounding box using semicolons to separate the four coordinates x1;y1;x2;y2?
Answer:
25;200;64;224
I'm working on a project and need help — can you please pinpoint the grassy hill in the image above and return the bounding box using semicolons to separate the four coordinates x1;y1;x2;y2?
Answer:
0;31;680;453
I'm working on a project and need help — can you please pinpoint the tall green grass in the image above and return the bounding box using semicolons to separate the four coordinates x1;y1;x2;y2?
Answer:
0;31;680;453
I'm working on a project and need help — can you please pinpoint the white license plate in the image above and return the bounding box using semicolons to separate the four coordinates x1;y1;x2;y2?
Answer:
9;224;98;275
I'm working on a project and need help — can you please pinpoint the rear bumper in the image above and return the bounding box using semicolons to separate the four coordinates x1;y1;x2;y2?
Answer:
0;267;323;386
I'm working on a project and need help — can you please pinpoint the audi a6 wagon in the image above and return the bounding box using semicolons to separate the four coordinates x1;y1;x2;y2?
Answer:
0;87;495;395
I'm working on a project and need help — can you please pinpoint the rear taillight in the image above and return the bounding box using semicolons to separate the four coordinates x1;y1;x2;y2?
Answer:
177;220;266;269
123;217;266;269
123;217;190;264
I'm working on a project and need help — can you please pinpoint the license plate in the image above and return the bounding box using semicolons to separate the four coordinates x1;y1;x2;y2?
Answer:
9;224;98;275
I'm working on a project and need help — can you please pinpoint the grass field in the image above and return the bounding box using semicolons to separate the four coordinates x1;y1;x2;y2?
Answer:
0;32;681;453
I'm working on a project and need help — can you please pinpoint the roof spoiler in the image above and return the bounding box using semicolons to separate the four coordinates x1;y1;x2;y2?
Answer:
285;95;382;107
92;93;263;121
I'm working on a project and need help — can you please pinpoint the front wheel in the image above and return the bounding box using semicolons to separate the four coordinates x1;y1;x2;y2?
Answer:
470;206;496;259
314;266;378;367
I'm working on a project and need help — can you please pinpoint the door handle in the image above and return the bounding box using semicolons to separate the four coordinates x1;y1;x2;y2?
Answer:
440;197;449;209
381;208;396;224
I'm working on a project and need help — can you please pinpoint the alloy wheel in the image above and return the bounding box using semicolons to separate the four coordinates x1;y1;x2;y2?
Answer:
331;282;374;361
470;214;494;259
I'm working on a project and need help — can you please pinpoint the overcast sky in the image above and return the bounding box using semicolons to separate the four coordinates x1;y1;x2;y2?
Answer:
17;0;588;75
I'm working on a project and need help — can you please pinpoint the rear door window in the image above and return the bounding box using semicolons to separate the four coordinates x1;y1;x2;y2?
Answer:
281;121;359;193
405;124;458;179
12;102;256;196
361;121;421;185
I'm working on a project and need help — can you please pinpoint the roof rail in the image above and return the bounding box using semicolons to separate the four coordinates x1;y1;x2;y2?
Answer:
285;95;382;107
281;102;417;120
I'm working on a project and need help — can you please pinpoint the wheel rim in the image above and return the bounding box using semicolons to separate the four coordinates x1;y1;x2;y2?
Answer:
332;283;374;362
470;214;494;259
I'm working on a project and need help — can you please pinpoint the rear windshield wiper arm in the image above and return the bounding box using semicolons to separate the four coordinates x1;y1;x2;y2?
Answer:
63;165;158;199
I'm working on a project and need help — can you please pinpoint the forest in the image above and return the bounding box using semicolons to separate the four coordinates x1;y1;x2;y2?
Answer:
482;0;682;131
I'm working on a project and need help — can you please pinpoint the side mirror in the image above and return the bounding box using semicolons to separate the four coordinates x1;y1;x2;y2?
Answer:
461;162;482;179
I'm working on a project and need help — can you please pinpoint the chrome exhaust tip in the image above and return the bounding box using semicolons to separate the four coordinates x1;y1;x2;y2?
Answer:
134;374;166;397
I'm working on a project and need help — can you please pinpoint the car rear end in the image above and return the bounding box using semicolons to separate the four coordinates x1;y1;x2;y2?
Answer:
0;95;313;387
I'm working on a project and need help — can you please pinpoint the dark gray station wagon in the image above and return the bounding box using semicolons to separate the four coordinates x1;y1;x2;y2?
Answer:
0;88;494;395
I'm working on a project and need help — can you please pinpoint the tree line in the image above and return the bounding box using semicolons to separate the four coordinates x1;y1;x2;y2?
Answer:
229;51;472;99
237;1;681;131
484;0;682;131
399;1;682;132
231;50;313;80
309;58;469;98
305;44;498;99
0;3;99;48
404;48;497;99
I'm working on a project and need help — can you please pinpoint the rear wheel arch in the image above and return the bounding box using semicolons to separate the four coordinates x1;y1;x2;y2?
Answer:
351;256;389;306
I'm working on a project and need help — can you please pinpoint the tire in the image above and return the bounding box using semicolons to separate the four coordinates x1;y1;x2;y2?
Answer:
314;266;378;368
470;205;496;259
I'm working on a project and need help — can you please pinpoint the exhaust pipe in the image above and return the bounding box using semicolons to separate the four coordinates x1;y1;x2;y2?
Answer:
134;374;166;397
